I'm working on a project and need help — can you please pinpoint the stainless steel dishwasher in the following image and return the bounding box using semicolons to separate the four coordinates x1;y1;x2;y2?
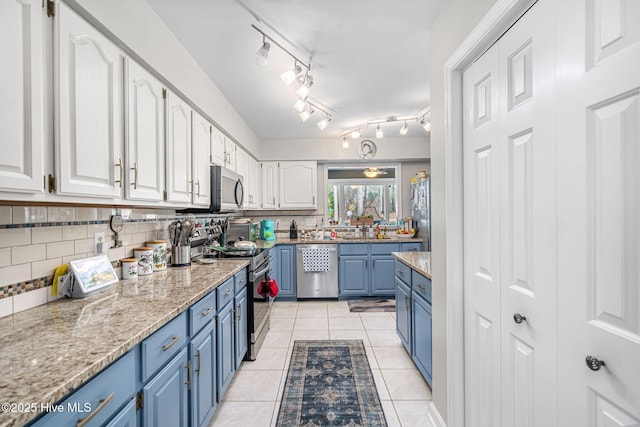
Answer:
296;244;338;298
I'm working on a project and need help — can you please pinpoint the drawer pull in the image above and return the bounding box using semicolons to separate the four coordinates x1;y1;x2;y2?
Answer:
162;335;181;351
224;289;233;297
398;270;405;277
416;283;426;291
200;307;213;317
185;360;191;390
76;392;115;427
232;308;237;323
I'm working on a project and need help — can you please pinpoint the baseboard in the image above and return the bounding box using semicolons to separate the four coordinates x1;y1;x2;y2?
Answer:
428;402;447;427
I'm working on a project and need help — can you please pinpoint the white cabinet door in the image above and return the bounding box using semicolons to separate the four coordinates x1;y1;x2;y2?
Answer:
125;58;165;201
225;140;237;172
55;1;123;198
191;111;211;207
235;148;250;186
0;0;44;193
247;158;261;209
279;161;317;209
210;127;226;166
261;162;278;209
165;91;192;204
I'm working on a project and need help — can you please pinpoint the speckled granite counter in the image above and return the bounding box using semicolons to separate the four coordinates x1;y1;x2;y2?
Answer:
257;236;423;247
0;259;248;427
392;251;432;279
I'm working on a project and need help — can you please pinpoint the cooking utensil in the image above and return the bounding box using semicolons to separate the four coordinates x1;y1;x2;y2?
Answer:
234;240;257;250
168;221;179;247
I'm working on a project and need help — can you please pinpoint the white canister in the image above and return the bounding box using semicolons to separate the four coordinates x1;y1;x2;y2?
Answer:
121;258;138;280
146;240;168;271
134;247;154;276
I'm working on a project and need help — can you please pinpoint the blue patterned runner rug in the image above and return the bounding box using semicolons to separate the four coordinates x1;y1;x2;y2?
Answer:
276;340;387;427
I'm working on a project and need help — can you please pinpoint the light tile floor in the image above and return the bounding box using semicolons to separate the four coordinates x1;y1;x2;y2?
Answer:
209;300;437;426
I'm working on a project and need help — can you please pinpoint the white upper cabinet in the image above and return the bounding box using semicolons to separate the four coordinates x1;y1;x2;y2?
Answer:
210;127;226;166
279;161;317;209
125;58;165;201
225;139;237;172
0;0;44;193
245;157;261;209
165;91;192;204
55;1;124;198
235;148;250;184
261;162;279;209
191;111;211;207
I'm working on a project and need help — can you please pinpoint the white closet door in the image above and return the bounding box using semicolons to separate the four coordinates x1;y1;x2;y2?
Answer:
463;37;502;427
556;0;640;425
0;0;44;193
463;1;558;426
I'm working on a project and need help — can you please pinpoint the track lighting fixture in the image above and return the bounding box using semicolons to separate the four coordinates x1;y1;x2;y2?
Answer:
419;116;432;132
400;121;409;135
281;62;303;86
342;136;349;149
299;106;315;122
254;36;270;66
296;73;314;98
317;115;332;130
375;124;383;139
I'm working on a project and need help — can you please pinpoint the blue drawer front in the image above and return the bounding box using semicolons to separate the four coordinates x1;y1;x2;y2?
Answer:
339;243;368;255
370;242;401;255
394;260;412;285
31;351;136;427
401;242;422;252
411;270;432;303
234;269;248;294
190;290;217;336
216;277;235;308
141;312;188;382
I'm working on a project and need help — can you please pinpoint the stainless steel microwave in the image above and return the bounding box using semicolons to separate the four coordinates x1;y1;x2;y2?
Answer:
179;165;244;213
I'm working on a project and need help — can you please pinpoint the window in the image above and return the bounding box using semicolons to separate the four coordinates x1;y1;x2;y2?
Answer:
326;167;398;225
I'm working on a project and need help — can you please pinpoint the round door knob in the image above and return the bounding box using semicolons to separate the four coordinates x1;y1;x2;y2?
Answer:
585;355;605;371
513;313;527;324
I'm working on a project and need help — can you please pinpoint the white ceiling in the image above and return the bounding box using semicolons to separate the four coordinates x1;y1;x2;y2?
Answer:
145;0;444;141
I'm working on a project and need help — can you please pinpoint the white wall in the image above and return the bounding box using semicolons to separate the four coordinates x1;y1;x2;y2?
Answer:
67;0;261;157
260;137;429;161
428;0;498;422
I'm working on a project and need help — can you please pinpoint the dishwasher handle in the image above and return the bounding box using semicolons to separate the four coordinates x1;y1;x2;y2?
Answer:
296;248;337;252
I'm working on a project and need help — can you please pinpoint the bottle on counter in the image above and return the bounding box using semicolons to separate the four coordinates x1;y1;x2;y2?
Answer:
367;225;375;239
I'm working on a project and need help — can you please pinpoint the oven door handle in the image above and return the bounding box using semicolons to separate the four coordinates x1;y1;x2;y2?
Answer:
253;264;270;278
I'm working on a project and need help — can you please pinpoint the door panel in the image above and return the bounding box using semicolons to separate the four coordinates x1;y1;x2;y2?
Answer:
165;92;191;203
191;111;211;207
557;0;640;424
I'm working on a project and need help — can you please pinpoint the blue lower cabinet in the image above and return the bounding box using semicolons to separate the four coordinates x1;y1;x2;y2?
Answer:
234;286;248;368
400;242;422;252
143;347;189;427
338;255;369;296
275;245;296;298
30;351;136;427
190;322;217;427
105;398;137;427
395;278;411;352
217;302;236;398
370;256;396;295
411;292;432;386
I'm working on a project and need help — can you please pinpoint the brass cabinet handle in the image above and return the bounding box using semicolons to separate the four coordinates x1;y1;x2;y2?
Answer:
398;270;405;277
162;335;181;351
195;180;200;197
416;283;426;291
189;180;193;196
312;195;315;205
200;307;213;317
185;360;191;390
115;159;123;188
224;289;232;296
232;308;237;324
131;162;138;189
195;350;201;375
76;392;115;427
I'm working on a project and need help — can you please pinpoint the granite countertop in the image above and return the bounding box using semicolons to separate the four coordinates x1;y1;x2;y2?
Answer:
0;259;249;427
258;236;423;247
392;251;432;279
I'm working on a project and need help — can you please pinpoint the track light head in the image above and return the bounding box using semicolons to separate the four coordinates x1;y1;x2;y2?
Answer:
342;136;349;148
293;98;307;113
317;116;332;130
419;116;432;132
299;107;315;122
296;74;314;98
400;121;409;135
281;63;303;86
350;129;361;139
376;125;383;139
254;38;270;66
